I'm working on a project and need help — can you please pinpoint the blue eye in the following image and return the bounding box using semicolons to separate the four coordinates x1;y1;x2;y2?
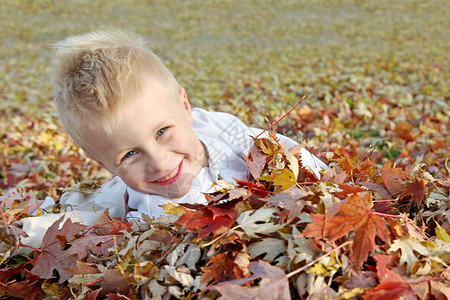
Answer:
124;150;137;158
157;128;166;137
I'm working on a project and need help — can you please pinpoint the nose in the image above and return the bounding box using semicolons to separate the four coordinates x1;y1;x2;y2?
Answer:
143;146;171;174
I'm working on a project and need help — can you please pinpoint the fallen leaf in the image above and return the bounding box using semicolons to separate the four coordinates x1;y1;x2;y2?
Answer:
236;207;284;238
31;217;85;283
211;260;290;300
388;237;431;271
324;192;390;268
380;162;408;195
400;179;427;204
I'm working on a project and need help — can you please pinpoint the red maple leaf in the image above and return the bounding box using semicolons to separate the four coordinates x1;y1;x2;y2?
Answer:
363;269;416;300
400;178;427;204
176;207;236;239
324;192;391;268
30;216;85;283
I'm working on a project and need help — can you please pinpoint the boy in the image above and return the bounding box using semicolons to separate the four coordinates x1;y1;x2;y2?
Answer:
19;31;328;248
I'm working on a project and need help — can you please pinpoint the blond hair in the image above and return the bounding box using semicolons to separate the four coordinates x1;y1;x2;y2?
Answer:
52;30;181;154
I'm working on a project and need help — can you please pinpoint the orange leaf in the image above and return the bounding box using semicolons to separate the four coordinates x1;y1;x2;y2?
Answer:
324;193;390;268
302;213;325;239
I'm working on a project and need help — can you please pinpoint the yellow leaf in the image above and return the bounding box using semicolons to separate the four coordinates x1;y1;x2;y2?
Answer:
162;203;186;215
435;221;450;243
307;262;328;275
257;168;296;192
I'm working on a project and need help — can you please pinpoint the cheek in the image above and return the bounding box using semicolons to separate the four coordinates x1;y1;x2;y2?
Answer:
119;165;143;184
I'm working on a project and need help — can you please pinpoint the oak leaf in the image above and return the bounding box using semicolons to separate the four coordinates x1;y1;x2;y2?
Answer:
324;192;390;268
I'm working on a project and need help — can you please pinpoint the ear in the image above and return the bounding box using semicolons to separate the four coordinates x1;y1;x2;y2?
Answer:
179;87;194;125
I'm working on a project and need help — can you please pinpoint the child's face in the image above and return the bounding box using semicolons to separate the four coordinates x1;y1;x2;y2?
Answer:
85;78;208;199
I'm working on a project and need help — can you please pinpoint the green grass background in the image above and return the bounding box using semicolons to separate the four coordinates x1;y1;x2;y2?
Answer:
1;0;448;116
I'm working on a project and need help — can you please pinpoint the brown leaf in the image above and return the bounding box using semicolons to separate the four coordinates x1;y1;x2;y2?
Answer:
393;121;414;141
302;213;325;240
63;235;115;260
265;186;311;222
201;253;241;284
211;260;290;300
176;209;236;239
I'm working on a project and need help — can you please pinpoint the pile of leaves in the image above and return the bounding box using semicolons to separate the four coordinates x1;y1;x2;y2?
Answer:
1;133;449;299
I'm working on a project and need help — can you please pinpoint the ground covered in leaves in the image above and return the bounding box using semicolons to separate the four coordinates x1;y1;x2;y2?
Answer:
1;0;449;299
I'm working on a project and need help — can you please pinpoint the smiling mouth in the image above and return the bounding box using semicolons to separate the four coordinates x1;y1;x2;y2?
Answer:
151;161;183;186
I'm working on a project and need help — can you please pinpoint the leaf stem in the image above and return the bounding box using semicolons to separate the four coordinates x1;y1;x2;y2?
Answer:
286;240;352;279
256;96;305;138
84;277;104;286
200;225;242;248
373;212;432;242
19;243;42;252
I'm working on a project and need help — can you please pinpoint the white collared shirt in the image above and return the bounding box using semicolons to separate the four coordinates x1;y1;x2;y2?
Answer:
126;108;328;220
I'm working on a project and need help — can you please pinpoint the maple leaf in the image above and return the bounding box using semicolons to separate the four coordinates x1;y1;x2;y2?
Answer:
63;235;116;260
236;207;284;238
400;178;427;204
373;254;398;280
301;213;325;240
380;162;408;195
211;260;290;300
0;273;43;299
324;192;390;268
91;210;132;236
265;186;311;222
388;237;431;271
176;209;236;239
363;269;416;300
30;216;85;283
244;147;268;178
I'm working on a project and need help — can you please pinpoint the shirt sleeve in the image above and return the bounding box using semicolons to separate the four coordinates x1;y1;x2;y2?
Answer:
16;176;127;253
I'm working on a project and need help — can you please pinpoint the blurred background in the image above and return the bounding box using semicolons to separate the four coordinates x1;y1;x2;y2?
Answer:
1;0;449;197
